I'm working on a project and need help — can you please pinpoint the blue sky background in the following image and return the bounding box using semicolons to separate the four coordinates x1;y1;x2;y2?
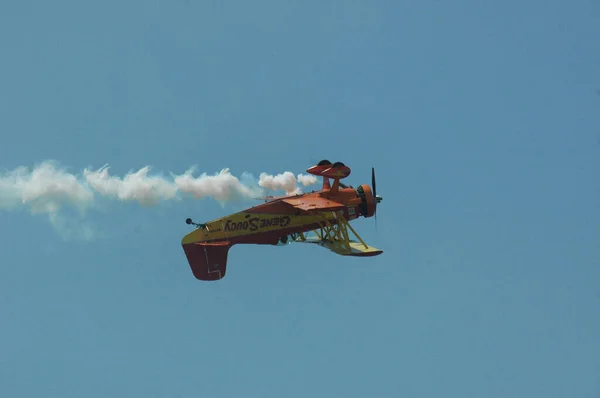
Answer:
1;0;599;397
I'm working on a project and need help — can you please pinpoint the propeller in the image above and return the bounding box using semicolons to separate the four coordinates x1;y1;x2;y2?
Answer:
371;167;383;229
372;167;382;208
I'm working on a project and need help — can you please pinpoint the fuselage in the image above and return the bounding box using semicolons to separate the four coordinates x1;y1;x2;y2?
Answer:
181;187;364;246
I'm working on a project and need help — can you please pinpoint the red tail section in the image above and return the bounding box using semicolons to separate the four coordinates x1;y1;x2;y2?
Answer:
182;241;232;281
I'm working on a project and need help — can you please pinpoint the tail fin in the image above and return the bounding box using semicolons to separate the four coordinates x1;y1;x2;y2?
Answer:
182;240;232;281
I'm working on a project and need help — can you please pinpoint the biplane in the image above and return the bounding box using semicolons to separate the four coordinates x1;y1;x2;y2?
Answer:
181;160;383;281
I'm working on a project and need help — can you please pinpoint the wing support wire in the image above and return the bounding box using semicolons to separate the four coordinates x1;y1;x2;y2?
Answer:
293;210;372;255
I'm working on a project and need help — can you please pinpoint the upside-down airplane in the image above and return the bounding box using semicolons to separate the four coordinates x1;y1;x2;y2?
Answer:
181;160;383;281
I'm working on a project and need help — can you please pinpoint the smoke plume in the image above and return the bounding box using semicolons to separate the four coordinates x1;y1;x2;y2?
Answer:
0;161;319;238
258;171;318;195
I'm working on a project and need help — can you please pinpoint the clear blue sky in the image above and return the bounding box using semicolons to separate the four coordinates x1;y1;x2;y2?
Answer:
1;1;599;397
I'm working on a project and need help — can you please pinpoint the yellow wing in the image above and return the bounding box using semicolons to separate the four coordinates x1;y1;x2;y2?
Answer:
297;235;383;256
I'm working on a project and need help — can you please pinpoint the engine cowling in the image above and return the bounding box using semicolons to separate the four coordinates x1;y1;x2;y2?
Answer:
356;184;376;218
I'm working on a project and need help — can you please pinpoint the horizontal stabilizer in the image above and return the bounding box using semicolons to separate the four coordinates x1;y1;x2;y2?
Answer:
182;240;232;281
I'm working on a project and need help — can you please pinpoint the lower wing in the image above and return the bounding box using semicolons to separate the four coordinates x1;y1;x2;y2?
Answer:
293;234;382;256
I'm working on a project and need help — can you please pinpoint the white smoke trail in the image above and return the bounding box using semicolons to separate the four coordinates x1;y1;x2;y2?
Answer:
297;174;318;187
0;161;93;215
258;172;318;195
0;161;319;238
174;167;258;202
83;165;178;206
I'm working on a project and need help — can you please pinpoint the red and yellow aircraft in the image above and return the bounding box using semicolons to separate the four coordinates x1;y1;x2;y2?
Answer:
181;160;383;281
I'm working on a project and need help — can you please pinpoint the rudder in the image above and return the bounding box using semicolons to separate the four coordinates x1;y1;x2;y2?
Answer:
181;241;232;281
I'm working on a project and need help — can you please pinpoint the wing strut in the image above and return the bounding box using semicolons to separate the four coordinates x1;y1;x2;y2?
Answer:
293;211;382;256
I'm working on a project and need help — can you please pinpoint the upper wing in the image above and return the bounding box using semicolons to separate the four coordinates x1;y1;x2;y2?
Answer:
282;196;345;213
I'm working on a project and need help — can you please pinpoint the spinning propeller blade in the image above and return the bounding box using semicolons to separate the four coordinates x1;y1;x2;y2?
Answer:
372;167;377;201
371;167;382;228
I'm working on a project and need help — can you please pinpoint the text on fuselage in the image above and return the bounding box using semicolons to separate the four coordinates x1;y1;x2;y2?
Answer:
224;216;291;232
